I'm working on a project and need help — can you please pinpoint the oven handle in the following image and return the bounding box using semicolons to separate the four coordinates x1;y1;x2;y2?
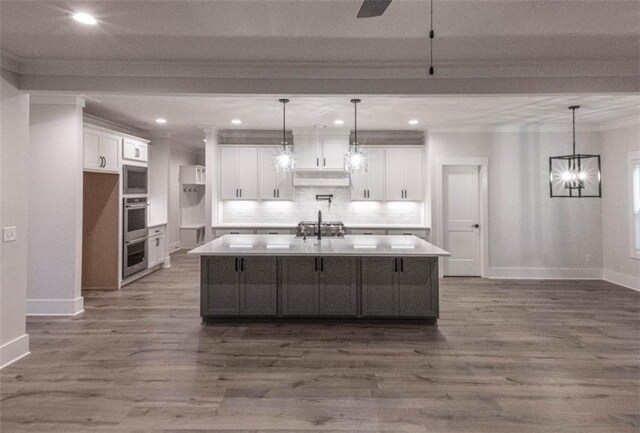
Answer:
125;237;148;244
125;203;150;209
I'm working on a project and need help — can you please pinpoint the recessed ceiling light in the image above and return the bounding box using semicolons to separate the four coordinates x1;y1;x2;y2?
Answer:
334;119;344;125
155;118;167;124
231;119;242;125
409;120;419;125
72;13;97;25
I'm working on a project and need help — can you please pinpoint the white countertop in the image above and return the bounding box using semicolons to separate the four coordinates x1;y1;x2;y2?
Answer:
213;223;430;230
189;234;449;257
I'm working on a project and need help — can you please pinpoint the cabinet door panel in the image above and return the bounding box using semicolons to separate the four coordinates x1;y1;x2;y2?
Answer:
259;148;278;200
294;138;321;169
240;256;277;316
101;133;121;172
397;257;436;317
281;257;319;315
322;138;348;169
83;129;101;170
350;170;367;200
237;147;258;199
276;170;294;200
385;148;404;201
403;148;423;201
365;148;384;200
220;148;238;200
319;257;357;316
203;257;240;315
361;257;398;317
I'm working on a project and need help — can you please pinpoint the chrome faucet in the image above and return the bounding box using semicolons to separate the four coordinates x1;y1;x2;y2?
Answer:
317;210;322;240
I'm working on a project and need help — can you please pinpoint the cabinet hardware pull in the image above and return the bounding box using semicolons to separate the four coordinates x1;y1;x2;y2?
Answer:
156;238;160;247
401;258;404;272
367;189;370;198
364;189;366;198
274;189;276;197
321;257;324;272
236;189;238;197
323;157;326;167
316;157;319;166
315;257;318;272
394;258;398;272
241;258;244;272
235;258;238;272
277;189;280;198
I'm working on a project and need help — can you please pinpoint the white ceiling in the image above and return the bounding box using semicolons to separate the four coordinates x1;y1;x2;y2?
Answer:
2;0;638;64
83;93;640;150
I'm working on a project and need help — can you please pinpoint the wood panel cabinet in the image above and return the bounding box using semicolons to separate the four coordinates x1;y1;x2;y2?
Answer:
259;147;294;200
201;256;277;316
385;147;423;201
83;127;120;173
361;256;437;317
350;147;384;200
220;147;258;200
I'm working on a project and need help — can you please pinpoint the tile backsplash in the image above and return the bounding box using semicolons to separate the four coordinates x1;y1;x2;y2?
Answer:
221;187;423;224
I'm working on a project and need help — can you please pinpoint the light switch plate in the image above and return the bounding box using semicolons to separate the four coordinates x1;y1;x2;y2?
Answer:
3;226;17;242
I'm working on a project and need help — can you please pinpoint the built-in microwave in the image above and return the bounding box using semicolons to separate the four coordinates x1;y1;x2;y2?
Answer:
123;164;148;195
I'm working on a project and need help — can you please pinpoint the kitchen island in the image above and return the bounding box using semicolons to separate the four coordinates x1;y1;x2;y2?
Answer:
189;234;450;323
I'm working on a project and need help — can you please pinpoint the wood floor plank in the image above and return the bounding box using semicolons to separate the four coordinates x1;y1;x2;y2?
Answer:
1;251;638;432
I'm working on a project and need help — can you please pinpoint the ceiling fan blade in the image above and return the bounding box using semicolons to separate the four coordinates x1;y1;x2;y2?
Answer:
357;0;392;18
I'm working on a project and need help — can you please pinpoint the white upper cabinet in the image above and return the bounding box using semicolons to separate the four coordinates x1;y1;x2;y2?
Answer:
123;137;148;163
350;147;384;200
294;132;349;170
220;147;258;200
83;127;121;173
384;147;423;201
259;148;294;200
180;165;206;185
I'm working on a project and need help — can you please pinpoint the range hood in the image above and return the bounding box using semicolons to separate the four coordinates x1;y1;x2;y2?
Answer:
293;170;350;187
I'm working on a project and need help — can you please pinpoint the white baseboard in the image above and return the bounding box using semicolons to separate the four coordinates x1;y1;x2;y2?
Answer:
603;269;640;292
487;267;603;280
163;256;172;268
169;241;181;253
0;334;30;369
26;296;84;316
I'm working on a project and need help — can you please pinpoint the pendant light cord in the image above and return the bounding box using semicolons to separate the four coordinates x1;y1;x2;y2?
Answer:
572;106;576;156
429;0;434;76
351;98;361;151
279;98;289;148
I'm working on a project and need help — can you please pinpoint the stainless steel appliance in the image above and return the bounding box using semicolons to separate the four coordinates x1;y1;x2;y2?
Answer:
123;197;149;278
123;237;148;278
296;218;345;238
123;197;149;242
123;164;148;195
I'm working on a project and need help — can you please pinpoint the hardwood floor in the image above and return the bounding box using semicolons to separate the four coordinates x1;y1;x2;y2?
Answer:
1;252;638;432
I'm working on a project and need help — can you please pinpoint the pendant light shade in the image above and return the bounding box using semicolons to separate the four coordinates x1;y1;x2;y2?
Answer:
549;106;601;198
274;98;294;171
344;99;367;173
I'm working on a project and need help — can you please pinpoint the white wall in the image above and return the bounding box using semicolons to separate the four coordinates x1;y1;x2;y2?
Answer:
600;122;640;290
0;77;30;368
168;147;199;251
28;97;85;315
148;134;170;227
429;129;603;278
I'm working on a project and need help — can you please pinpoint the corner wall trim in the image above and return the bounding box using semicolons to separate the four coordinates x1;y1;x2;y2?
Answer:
26;297;84;316
487;267;603;280
603;269;640;292
0;334;30;369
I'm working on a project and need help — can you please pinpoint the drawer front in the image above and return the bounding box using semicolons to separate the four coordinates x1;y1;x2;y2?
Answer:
349;229;386;236
387;229;428;239
149;225;166;236
215;229;255;238
256;229;295;235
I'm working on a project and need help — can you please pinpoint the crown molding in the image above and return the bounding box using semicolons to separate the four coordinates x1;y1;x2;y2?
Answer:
30;94;85;107
595;114;640;131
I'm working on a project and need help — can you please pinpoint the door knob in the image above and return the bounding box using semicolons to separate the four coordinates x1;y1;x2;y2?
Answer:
472;224;480;228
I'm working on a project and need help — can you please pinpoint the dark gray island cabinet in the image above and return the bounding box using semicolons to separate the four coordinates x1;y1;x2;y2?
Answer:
192;235;449;323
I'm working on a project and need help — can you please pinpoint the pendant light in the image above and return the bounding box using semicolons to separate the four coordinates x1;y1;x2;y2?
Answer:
344;99;367;173
274;98;294;171
549;106;601;198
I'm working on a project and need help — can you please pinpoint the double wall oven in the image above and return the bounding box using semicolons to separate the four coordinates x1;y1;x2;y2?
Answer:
123;196;149;278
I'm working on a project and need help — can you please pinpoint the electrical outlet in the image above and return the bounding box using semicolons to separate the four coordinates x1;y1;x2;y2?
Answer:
3;226;17;242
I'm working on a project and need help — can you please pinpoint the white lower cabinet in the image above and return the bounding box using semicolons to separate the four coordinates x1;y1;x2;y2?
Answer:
148;226;166;268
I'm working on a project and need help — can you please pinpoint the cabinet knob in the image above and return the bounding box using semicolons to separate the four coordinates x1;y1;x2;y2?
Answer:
472;224;480;229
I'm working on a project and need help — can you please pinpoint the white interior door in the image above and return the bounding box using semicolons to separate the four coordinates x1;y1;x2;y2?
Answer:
443;165;481;276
